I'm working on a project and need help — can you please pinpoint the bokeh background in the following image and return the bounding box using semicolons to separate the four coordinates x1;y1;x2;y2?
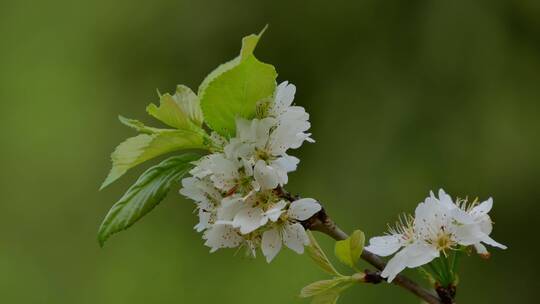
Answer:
1;0;538;303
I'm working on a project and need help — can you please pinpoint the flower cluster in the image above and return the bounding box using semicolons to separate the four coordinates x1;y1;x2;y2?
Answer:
180;81;321;262
365;189;507;282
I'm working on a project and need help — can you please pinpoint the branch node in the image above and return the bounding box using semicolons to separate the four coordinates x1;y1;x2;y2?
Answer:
364;269;384;284
436;284;456;304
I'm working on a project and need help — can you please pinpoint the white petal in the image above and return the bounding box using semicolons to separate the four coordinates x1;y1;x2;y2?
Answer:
268;157;295;186
276;81;295;107
282;223;309;254
381;242;439;283
272;81;296;116
209;154;240;191
267;104;312;154
475;213;493;235
451;207;476;225
254;160;279;190
224;138;252;160
189;155;214;178
194;209;212;232
232;207;265;234
481;235;507;250
288;198;321;221
273;154;300;173
437;188;455;210
381;251;408;283
254;118;276;148
471;198;493;216
414;197;452;240
263;200;287;223
217;196;244;221
179;177;205;202
180;177;222;204
365;234;404;257
400;242;440;268
262;228;282;262
454;223;484;246
203;223;243;252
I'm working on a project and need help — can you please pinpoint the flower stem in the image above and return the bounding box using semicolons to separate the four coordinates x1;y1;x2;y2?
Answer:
450;250;461;284
428;262;444;282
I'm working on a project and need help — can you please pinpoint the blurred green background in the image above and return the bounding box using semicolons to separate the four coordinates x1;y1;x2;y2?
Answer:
1;0;538;303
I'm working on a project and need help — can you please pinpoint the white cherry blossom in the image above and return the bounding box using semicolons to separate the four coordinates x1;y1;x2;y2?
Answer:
231;198;287;235
225;118;300;190
268;81;314;151
435;190;507;256
203;222;244;253
180;80;317;258
366;214;439;282
261;198;321;262
368;189;506;282
188;154;240;191
427;190;506;253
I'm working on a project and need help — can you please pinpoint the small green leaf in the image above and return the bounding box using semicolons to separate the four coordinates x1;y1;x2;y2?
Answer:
199;26;277;137
306;231;341;276
311;290;341;304
100;130;206;189
98;154;201;246
300;279;345;298
334;230;365;268
147;85;204;131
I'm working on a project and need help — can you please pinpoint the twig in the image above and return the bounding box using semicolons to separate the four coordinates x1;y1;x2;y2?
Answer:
301;207;444;304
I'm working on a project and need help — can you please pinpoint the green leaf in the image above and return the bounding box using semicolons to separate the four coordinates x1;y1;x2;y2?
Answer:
300;278;347;298
118;116;164;134
199;26;277;137
100;130;206;189
98;154;201;246
311;290;341;304
198;26;268;94
306;231;341;276
334;230;365;268
147;85;204;131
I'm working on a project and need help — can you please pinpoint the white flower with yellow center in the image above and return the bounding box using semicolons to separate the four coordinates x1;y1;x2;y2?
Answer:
370;189;506;282
436;190;507;257
261;198;321;262
225;117;300;190
230;192;286;235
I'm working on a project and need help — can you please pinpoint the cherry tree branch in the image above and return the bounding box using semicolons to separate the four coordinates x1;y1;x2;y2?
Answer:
276;188;446;303
302;208;443;304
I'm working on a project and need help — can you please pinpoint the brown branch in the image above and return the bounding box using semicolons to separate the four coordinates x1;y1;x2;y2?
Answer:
301;207;444;304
